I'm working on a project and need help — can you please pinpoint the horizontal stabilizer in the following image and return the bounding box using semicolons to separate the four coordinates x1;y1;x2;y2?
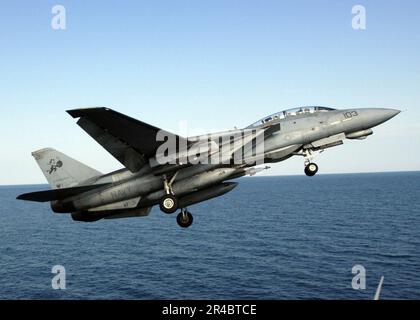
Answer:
16;184;110;202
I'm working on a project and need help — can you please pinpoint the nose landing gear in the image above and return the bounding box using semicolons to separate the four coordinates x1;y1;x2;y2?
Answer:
304;162;319;176
303;149;319;177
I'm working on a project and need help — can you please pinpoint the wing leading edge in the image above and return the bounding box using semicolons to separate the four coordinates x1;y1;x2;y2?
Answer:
67;107;188;172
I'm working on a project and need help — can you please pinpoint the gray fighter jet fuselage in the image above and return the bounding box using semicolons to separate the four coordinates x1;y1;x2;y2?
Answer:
17;106;400;228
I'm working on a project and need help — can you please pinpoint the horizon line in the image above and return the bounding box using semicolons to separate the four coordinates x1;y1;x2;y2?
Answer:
1;170;419;187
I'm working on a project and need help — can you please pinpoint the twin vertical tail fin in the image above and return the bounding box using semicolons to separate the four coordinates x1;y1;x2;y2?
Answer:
32;148;102;189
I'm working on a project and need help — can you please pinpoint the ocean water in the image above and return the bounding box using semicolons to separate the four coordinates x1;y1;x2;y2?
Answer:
0;172;419;300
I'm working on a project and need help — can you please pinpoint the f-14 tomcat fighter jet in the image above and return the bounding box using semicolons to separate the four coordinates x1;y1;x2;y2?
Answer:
17;106;399;228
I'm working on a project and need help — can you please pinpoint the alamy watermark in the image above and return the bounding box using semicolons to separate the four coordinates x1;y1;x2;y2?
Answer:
51;265;66;290
51;5;66;30
154;127;266;166
351;264;366;290
352;5;366;30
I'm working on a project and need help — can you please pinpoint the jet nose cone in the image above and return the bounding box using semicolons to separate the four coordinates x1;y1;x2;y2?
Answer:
382;108;401;120
362;108;400;128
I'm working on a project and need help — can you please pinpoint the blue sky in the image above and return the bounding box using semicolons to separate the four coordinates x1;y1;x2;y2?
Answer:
0;0;419;184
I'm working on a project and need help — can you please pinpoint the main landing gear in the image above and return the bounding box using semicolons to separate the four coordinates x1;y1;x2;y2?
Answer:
158;173;194;228
159;173;179;214
159;194;178;214
177;208;193;228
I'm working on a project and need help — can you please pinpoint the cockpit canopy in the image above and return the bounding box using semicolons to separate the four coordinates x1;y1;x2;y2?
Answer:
248;106;336;128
